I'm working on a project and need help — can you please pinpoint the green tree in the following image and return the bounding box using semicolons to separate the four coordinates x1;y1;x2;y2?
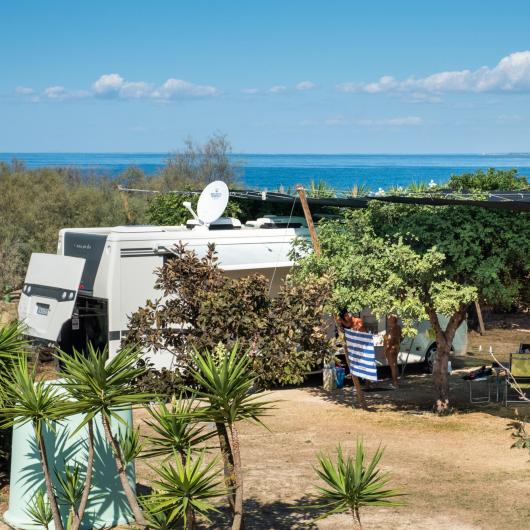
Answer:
313;440;403;529
366;200;530;309
293;211;477;413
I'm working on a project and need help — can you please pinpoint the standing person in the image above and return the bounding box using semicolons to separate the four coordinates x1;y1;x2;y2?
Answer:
384;315;402;388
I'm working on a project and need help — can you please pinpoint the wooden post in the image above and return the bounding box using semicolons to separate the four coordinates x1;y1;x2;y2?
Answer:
296;185;321;256
296;185;366;408
475;300;485;335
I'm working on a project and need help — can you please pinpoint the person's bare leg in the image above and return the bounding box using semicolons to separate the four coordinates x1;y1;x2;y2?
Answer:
389;359;399;388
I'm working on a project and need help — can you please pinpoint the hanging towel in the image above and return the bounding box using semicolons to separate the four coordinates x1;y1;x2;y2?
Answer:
345;329;378;381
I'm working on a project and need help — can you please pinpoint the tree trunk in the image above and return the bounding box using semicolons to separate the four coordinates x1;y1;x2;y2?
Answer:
432;336;451;414
35;425;65;530
426;304;467;414
351;506;362;529
229;423;244;530
216;422;236;510
71;419;95;530
101;414;147;529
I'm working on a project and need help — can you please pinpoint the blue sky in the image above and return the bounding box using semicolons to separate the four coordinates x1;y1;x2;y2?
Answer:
2;0;530;153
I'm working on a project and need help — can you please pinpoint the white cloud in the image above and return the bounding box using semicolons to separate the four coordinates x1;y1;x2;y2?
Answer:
152;78;218;99
357;116;423;126
296;80;316;91
337;51;530;95
15;86;34;95
43;86;69;100
92;73;124;97
66;73;219;101
269;85;287;93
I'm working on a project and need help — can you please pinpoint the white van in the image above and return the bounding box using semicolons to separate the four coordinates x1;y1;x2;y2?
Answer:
359;309;468;372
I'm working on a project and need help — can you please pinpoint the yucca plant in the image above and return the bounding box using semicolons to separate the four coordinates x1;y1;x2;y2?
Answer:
0;322;29;482
25;488;53;530
143;395;216;461
54;463;85;530
144;449;225;530
55;344;153;529
313;440;404;529
0;356;70;530
188;344;273;530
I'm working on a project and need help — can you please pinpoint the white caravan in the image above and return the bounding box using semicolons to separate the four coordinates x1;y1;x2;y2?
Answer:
18;214;309;368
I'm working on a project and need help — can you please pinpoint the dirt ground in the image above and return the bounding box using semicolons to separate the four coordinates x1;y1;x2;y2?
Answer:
2;312;530;529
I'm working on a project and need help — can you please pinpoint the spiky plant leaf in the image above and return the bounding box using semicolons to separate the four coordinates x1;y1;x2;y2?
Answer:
312;440;404;523
25;488;53;529
142;394;216;460
187;343;274;427
144;450;225;526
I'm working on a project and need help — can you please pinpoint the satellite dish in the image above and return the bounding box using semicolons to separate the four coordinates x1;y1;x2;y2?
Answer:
195;180;229;226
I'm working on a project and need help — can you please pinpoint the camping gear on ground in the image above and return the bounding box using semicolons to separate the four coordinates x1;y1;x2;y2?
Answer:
463;364;506;403
3;381;135;530
335;366;346;388
344;329;378;382
323;361;337;391
505;353;530;406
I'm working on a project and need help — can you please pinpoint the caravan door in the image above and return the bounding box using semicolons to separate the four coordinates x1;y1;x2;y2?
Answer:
18;253;85;342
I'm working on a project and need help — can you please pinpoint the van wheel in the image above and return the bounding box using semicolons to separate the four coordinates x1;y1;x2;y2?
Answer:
424;344;453;373
424;344;437;373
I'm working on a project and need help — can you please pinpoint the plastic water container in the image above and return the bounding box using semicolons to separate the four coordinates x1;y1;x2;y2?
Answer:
335;366;346;388
3;382;136;530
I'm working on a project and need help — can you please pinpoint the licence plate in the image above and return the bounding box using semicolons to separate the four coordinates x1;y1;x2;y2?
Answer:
36;303;50;316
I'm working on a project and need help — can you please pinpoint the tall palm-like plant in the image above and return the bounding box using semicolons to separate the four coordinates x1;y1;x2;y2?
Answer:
313;440;404;529
143;449;225;529
0;356;69;530
0;322;29;479
189;344;273;530
55;344;153;529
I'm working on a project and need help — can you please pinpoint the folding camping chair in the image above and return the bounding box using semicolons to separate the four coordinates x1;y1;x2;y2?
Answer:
505;352;530;406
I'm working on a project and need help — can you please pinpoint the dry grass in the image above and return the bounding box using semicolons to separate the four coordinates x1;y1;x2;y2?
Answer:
3;311;530;528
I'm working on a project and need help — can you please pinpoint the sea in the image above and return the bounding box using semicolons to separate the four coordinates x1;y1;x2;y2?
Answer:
2;152;530;192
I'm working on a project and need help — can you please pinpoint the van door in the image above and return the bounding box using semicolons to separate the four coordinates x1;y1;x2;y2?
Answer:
18;253;85;342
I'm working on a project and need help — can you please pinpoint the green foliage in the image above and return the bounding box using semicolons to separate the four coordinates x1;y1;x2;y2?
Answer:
293;211;476;335
365;200;530;309
143;396;216;460
507;416;530;456
0;356;68;438
55;343;153;429
25;489;53;530
0;133;243;295
447;168;529;192
147;191;243;226
188;344;273;427
159;133;240;191
0;164;135;293
313;440;403;527
125;243;331;387
143;450;225;527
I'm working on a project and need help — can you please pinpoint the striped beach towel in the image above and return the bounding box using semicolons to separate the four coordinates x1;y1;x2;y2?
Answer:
344;329;378;381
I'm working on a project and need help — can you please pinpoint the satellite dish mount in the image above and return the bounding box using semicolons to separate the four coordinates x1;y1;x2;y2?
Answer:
184;180;229;228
